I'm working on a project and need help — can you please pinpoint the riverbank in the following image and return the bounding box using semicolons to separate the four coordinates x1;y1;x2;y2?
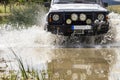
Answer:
0;13;10;24
108;5;120;13
0;13;10;16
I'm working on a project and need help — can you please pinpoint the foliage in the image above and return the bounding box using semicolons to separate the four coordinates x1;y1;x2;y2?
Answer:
8;3;47;27
0;0;9;4
0;5;10;13
0;16;9;24
0;0;46;3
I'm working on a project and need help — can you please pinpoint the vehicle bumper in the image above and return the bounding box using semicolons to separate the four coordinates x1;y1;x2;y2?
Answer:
46;22;109;36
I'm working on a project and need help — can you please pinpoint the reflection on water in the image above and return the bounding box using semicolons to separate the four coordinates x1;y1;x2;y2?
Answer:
47;48;116;80
0;48;118;79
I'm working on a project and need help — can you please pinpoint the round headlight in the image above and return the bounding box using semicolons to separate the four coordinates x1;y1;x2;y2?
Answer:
71;13;78;21
98;14;104;20
86;19;92;24
66;19;72;24
52;14;59;21
80;13;86;21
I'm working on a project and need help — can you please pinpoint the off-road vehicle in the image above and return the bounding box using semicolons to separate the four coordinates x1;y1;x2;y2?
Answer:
44;0;109;36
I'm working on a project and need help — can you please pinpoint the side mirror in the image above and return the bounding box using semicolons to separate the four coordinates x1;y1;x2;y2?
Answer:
44;2;50;7
103;2;108;7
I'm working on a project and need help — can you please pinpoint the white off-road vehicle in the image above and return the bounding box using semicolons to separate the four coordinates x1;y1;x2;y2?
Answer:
44;0;109;36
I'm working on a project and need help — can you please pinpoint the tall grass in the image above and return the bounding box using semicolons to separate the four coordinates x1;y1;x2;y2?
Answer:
0;5;10;24
8;3;47;28
0;48;48;80
108;5;120;14
0;5;10;13
0;3;47;27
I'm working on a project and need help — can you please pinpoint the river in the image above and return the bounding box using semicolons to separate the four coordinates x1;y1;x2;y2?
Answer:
0;12;120;80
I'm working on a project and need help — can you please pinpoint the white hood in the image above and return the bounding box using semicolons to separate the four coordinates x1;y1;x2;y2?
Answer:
50;4;107;12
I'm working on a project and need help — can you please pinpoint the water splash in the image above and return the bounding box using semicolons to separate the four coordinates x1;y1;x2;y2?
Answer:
0;25;55;48
0;11;120;80
105;12;120;80
109;48;120;80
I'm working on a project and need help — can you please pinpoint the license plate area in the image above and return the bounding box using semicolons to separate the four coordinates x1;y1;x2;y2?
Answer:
72;25;92;30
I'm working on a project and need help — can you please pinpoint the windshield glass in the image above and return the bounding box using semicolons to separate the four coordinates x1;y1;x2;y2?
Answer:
53;0;101;4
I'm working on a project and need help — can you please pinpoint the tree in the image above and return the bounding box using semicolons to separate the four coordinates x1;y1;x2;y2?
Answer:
0;0;9;4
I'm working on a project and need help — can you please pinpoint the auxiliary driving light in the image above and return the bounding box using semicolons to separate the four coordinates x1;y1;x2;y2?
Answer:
66;19;72;24
98;14;104;20
71;13;78;21
86;19;92;24
52;14;60;21
80;13;86;21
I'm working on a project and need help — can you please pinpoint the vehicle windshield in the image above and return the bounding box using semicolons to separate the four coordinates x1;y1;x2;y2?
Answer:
53;0;102;4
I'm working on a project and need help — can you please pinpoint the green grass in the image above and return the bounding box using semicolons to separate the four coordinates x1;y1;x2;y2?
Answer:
0;3;30;14
0;3;45;25
0;5;10;13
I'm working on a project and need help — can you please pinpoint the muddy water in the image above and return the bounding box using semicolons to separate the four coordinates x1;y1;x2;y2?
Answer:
48;48;116;80
0;12;120;80
0;48;117;80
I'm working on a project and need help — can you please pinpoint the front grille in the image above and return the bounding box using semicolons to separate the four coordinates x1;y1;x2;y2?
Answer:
65;12;94;25
48;12;108;25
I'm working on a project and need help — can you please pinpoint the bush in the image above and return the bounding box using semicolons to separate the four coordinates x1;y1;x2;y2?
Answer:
0;9;2;13
0;16;9;24
9;3;47;28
